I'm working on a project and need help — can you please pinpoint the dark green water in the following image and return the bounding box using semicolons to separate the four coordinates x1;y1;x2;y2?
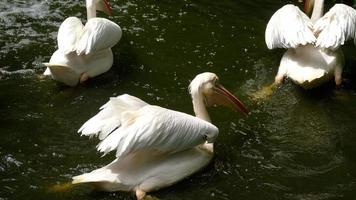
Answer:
1;0;356;199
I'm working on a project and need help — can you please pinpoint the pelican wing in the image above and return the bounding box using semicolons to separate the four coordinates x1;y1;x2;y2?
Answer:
79;94;148;140
265;4;316;49
314;4;356;50
75;18;122;55
80;103;219;158
57;17;84;54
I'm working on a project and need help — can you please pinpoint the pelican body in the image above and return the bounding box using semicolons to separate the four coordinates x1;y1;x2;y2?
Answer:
278;45;344;89
266;0;356;89
44;0;122;86
72;72;249;199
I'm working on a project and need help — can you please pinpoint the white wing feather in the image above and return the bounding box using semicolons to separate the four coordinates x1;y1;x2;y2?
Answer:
78;94;148;140
78;95;219;158
57;17;84;54
75;18;122;55
265;4;316;49
95;105;219;158
314;4;356;50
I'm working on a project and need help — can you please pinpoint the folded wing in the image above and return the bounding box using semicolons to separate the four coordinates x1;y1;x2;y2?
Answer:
57;17;84;54
78;94;219;159
265;4;316;49
75;18;122;55
96;105;219;158
79;94;148;140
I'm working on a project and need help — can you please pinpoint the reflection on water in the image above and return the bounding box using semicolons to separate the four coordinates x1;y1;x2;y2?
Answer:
1;0;356;199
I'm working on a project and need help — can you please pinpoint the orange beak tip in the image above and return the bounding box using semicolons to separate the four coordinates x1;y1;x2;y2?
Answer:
239;106;249;117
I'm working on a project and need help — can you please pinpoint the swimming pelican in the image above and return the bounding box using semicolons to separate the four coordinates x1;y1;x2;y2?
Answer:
72;72;249;199
43;0;122;86
265;0;356;89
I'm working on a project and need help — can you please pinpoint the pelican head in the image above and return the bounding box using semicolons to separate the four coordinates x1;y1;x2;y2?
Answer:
86;0;112;16
189;72;249;116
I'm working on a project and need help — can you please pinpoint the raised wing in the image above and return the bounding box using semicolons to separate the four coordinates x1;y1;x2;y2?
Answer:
57;17;84;54
314;4;356;50
84;105;219;159
79;94;148;140
265;4;316;49
75;18;122;55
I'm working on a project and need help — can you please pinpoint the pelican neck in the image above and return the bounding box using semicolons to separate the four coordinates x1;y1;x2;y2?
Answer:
311;0;324;23
86;0;97;19
191;93;211;123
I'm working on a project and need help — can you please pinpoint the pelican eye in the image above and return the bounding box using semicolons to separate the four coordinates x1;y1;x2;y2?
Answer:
214;78;219;85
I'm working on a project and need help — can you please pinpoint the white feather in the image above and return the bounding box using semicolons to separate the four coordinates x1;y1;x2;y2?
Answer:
314;4;356;50
78;94;148;140
57;17;84;54
44;1;122;86
265;4;316;49
265;2;353;89
78;93;219;158
75;18;122;55
94;105;218;158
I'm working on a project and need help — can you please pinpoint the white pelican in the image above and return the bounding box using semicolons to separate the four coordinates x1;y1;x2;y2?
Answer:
43;0;122;86
72;72;249;199
265;0;356;89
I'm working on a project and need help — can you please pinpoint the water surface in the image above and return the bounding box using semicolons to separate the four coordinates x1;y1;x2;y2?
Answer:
1;0;356;199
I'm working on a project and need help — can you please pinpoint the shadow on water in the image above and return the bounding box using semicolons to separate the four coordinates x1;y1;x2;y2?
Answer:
83;39;141;88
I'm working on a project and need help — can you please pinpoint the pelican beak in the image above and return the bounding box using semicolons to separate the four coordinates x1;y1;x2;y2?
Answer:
101;0;113;16
205;83;249;116
304;0;314;15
